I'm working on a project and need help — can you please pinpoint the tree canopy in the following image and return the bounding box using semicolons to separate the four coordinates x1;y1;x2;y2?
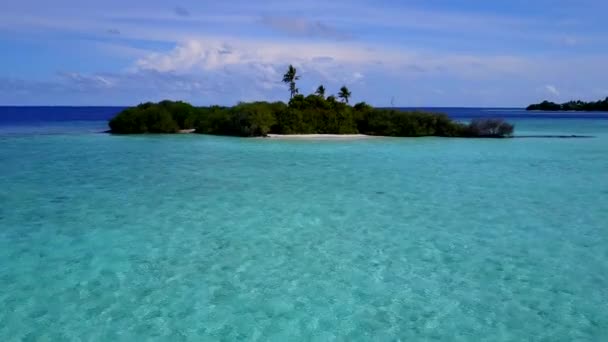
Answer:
315;85;326;98
338;86;352;104
282;65;300;99
109;64;514;138
527;97;608;111
109;99;513;138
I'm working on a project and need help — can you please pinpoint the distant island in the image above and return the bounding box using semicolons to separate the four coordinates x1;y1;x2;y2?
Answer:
527;97;608;111
109;65;514;138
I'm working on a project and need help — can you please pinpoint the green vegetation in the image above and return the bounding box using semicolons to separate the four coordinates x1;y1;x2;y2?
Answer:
527;97;608;111
315;85;326;98
108;100;194;133
109;65;515;138
109;99;513;138
338;86;352;104
282;65;300;99
466;118;514;138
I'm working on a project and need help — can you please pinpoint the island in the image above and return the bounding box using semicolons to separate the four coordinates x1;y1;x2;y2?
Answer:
109;65;514;138
527;98;608;111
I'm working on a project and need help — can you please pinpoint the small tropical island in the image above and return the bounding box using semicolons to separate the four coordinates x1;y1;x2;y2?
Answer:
527;97;608;111
109;65;514;138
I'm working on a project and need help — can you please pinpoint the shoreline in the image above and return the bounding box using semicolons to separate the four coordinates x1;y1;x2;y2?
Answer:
263;134;379;140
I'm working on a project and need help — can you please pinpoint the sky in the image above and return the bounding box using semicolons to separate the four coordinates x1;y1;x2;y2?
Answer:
1;0;607;106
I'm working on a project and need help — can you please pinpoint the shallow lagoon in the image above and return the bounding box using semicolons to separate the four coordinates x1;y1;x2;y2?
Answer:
1;111;607;340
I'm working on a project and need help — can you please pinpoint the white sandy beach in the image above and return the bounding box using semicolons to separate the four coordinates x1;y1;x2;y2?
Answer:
178;129;196;134
264;134;377;140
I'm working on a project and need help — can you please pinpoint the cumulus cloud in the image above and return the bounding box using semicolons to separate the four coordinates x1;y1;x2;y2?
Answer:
1;1;608;106
130;39;369;85
122;37;548;106
134;39;351;81
133;38;531;79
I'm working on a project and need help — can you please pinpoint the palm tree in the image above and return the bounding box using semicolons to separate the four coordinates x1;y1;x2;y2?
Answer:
282;65;300;99
338;86;352;104
315;85;326;98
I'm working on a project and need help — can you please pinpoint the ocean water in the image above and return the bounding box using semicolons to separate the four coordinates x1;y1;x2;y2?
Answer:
1;107;608;341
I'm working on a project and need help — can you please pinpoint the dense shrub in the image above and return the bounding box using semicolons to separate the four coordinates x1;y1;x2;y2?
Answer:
197;102;284;137
357;109;466;137
109;65;515;137
270;95;358;134
109;99;514;138
109;104;179;133
527;97;608;111
157;100;200;129
465;118;514;138
109;100;198;133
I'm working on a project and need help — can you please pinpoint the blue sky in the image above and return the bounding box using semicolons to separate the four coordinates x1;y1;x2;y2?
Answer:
1;0;607;106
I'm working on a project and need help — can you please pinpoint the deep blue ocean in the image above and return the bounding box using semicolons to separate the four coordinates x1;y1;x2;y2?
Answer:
1;106;607;340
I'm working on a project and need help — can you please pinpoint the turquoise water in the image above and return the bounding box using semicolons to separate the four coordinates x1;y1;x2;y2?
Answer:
1;118;608;340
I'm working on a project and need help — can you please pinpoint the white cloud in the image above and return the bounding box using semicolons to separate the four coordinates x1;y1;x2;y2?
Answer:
135;38;399;73
2;1;607;106
60;72;115;89
545;85;560;96
133;37;532;80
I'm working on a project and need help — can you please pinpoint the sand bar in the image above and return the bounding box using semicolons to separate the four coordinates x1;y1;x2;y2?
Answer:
264;134;377;140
